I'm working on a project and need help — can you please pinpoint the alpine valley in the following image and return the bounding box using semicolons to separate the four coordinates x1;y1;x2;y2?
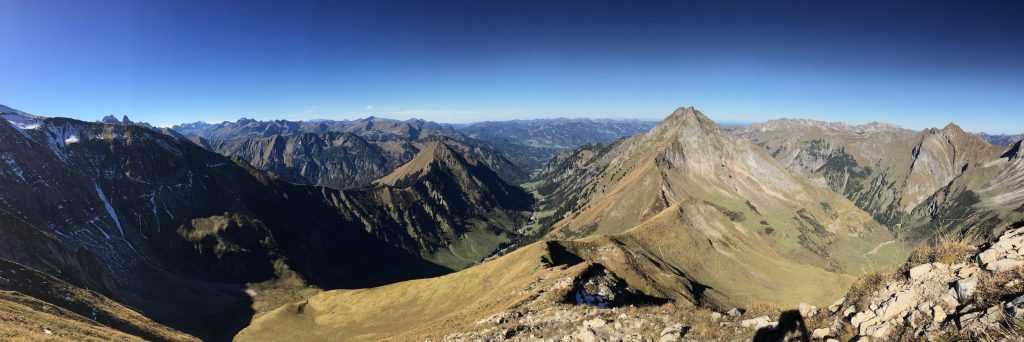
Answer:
1;104;1022;342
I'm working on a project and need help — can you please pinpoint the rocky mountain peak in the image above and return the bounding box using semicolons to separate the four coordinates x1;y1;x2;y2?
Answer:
664;106;715;128
941;122;967;136
647;106;721;141
101;115;121;124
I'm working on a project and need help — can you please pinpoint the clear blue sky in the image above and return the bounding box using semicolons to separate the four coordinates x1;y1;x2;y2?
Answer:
1;0;1022;133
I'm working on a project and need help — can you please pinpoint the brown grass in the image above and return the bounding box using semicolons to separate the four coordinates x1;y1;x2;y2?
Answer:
846;271;886;310
906;234;977;266
973;266;1024;308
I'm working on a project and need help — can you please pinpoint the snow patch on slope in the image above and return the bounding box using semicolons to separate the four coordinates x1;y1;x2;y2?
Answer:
1;112;42;130
94;183;125;238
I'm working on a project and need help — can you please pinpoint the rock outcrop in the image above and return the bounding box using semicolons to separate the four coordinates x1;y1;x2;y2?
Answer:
830;226;1024;340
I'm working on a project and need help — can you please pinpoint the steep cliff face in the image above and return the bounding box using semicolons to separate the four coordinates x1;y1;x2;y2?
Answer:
533;107;906;307
903;140;1024;242
734;119;1004;231
207;132;405;190
0;109;448;340
330;141;535;269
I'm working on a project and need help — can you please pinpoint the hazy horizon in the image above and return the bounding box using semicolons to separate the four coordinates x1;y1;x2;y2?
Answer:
2;0;1022;133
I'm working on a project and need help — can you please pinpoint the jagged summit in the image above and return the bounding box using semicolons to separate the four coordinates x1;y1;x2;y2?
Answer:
661;106;717;129
941;122;968;135
647;106;721;142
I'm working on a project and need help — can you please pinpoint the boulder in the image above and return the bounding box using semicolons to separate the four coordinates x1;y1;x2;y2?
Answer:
575;327;598;342
1005;295;1024;319
932;305;947;323
955;277;978;300
850;311;875;328
828;297;845;313
811;327;831;339
740;316;775;329
842;305;856;318
583;318;606;328
659;323;688;342
799;302;819;317
985;258;1024;272
726;308;744;317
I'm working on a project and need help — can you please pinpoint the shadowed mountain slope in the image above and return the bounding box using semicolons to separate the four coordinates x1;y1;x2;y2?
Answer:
0;106;449;340
236;240;682;341
329;140;535;269
0;259;198;341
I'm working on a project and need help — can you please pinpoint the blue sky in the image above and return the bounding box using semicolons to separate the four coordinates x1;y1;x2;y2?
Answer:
1;0;1022;133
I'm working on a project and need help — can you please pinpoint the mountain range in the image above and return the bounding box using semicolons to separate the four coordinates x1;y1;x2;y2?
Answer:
1;104;1022;341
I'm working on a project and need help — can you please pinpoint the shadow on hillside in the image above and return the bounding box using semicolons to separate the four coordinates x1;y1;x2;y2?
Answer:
753;310;810;342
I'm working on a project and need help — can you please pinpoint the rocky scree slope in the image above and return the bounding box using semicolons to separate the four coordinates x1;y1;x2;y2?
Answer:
818;224;1024;341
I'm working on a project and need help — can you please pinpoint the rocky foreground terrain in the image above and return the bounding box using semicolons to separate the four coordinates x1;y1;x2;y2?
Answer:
433;226;1024;341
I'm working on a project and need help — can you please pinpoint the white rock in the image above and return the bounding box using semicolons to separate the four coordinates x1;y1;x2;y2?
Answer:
955;276;978;300
828;297;845;313
864;321;892;338
583;318;606;328
908;263;932;280
932;305;947;323
985;258;1024;272
659;323;687;342
842;305;857;318
799;302;818;317
941;288;959;308
850;311;875;328
740;316;773;329
576;327;597;342
710;312;722;321
957;264;980;279
811;327;831;339
726;307;744;316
